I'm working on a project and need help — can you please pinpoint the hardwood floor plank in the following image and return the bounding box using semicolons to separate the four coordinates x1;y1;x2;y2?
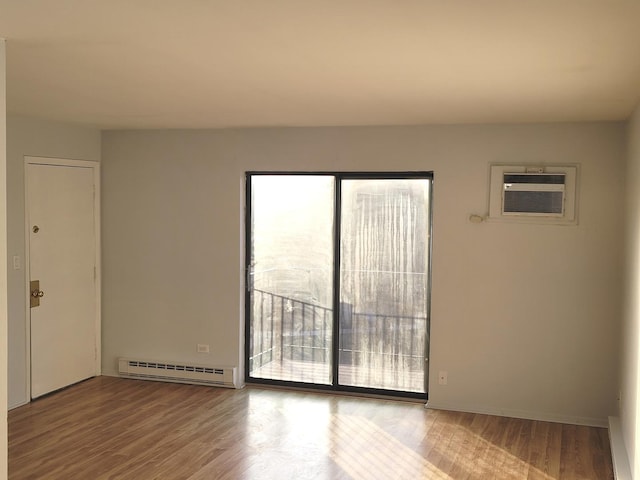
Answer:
9;377;613;479
525;420;561;479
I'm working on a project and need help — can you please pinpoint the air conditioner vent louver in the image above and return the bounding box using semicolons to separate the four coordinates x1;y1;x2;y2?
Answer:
502;172;565;216
118;358;237;388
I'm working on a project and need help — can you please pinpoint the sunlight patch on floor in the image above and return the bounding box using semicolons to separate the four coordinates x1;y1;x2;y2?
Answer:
328;414;559;480
328;414;452;479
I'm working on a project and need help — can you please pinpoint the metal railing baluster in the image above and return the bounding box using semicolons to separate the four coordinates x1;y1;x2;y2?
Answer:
251;288;426;390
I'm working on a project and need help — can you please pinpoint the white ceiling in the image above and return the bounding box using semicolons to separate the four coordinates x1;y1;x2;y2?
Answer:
2;1;640;130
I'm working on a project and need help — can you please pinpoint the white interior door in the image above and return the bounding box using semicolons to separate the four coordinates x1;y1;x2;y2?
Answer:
27;159;100;399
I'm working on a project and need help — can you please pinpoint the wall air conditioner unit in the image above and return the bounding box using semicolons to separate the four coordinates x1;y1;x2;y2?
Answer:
502;172;565;216
488;165;578;224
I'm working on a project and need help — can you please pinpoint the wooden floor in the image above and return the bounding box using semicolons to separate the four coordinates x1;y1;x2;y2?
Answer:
9;376;613;480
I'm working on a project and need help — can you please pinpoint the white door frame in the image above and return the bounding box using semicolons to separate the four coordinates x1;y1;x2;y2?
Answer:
24;156;101;400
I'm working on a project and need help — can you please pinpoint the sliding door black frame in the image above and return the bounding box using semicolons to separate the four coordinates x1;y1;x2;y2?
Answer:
244;171;434;400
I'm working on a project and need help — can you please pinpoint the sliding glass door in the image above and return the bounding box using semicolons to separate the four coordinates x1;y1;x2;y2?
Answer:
338;179;430;393
247;175;335;384
246;173;432;396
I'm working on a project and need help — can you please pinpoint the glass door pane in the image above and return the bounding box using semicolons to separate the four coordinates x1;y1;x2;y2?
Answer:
248;175;335;384
338;178;430;393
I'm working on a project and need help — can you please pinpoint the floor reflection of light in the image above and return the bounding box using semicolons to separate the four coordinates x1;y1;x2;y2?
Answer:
424;416;559;480
329;413;559;480
243;390;565;480
329;414;452;480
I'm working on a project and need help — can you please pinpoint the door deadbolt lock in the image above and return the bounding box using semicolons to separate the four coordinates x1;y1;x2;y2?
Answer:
30;280;44;308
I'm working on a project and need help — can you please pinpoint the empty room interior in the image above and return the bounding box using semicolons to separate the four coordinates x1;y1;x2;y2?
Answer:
2;1;640;479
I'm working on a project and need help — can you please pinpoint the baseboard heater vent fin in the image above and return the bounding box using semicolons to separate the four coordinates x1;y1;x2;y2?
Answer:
118;358;237;388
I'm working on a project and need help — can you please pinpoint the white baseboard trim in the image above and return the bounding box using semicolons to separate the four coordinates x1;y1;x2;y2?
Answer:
425;401;607;428
609;416;632;480
101;369;119;378
8;399;29;410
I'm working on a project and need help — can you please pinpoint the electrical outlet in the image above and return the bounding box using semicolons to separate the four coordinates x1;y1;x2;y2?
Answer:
12;255;20;270
438;370;448;385
197;344;210;354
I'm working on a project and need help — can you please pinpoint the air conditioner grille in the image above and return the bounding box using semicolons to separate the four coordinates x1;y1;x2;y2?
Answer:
503;173;565;184
502;172;566;216
503;191;564;214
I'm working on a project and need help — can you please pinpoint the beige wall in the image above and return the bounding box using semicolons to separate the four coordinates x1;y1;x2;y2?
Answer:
6;115;100;408
102;122;624;426
623;105;640;478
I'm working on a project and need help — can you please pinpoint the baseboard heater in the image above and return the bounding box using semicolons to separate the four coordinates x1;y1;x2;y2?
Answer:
118;357;238;388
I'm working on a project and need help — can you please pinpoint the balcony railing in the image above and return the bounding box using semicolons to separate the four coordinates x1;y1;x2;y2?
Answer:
249;289;427;391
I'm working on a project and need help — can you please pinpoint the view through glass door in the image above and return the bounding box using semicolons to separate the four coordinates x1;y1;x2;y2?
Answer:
338;179;430;393
247;175;335;385
246;173;432;396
